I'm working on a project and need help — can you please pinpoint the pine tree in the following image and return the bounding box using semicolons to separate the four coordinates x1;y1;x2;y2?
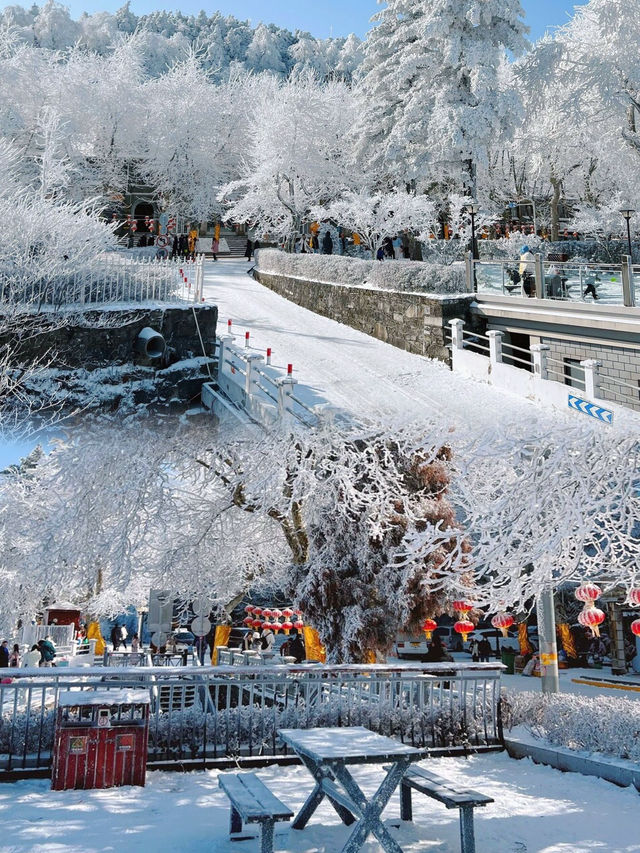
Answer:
355;0;528;193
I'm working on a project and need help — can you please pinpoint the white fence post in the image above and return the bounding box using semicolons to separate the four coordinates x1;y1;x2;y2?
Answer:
487;330;504;364
530;343;550;380
218;334;234;375
277;376;298;421
581;358;602;400
449;318;464;350
244;353;264;400
464;252;474;293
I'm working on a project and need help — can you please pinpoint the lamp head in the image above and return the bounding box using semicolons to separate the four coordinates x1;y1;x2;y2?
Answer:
620;208;635;219
464;200;480;215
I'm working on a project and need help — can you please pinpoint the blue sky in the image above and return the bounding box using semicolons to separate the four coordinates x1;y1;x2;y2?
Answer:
5;0;578;41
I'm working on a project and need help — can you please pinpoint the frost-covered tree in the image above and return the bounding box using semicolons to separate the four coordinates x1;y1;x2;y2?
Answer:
317;190;436;257
355;0;528;194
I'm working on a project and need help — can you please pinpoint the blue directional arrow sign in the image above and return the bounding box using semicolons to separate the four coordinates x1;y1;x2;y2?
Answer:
568;395;614;425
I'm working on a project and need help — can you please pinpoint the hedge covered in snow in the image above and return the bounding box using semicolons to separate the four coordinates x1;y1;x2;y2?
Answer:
255;249;466;295
502;690;640;762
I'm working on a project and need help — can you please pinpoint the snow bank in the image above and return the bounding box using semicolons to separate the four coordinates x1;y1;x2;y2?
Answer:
256;249;466;295
503;689;640;761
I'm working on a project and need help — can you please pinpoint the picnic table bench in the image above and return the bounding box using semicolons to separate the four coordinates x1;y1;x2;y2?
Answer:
218;772;293;853
396;765;494;853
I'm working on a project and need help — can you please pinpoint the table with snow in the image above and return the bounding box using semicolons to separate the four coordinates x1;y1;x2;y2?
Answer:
278;725;431;853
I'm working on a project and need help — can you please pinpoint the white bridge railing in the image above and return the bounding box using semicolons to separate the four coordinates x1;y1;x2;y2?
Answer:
0;255;205;308
0;662;503;774
448;320;640;418
210;325;329;428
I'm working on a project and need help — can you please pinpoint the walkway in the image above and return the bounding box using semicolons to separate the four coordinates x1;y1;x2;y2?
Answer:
201;260;611;439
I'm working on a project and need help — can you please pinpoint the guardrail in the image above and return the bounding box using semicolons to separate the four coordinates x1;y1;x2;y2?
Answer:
0;662;503;775
447;321;639;415
467;252;638;308
213;330;328;427
0;255;205;308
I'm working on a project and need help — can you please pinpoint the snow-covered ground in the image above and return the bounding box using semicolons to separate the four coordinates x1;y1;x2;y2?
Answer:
1;753;638;852
201;259;615;435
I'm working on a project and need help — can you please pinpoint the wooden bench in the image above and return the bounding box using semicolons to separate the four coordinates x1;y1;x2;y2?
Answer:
218;772;294;853
394;765;493;853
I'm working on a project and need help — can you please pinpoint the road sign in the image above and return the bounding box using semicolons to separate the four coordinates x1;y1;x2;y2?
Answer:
190;616;212;637
568;394;613;425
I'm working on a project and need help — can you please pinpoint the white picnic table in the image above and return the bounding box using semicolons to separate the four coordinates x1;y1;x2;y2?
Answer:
278;726;430;853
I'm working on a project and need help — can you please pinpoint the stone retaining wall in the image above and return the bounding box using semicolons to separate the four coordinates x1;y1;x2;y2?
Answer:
254;269;478;363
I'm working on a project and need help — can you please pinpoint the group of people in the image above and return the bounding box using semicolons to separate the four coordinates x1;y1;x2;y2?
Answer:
0;637;57;668
242;626;306;663
110;624;140;652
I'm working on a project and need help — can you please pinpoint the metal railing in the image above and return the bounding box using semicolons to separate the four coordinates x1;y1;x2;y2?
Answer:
468;252;637;308
0;663;503;774
447;320;638;413
0;255;205;308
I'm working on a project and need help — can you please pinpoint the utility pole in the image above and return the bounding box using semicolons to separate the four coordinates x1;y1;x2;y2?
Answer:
538;584;559;693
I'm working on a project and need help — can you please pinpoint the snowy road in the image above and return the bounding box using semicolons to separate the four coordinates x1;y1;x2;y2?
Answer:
2;753;638;852
201;260;598;436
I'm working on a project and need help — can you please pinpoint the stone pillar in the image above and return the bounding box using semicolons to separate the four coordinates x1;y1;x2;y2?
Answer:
487;330;504;364
580;358;602;400
530;344;550;381
534;254;545;299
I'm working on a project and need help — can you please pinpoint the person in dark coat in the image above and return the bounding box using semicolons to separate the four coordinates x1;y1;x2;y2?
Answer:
287;629;306;663
110;625;121;651
322;231;333;255
478;637;492;662
425;635;452;662
244;239;253;260
0;641;8;667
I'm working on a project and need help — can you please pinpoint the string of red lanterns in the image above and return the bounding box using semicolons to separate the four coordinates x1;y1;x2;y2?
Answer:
242;605;303;635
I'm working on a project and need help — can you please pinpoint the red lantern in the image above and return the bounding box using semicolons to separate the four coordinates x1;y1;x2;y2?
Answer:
577;607;605;638
251;618;263;630
282;608;294;620
282;621;293;635
421;619;437;641
294;620;304;631
262;609;273;619
244;605;254;614
452;600;473;614
491;612;515;638
242;616;253;626
272;609;282;619
631;619;640;637
628;589;640;607
252;608;263;617
294;609;302;617
575;583;602;605
454;620;474;643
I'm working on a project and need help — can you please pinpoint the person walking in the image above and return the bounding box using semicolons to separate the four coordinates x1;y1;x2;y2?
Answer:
211;235;219;261
110;624;121;651
322;231;333;255
0;641;8;667
244;238;253;260
22;645;41;668
9;643;20;667
131;633;140;653
469;638;480;663
519;245;536;297
478;637;492;663
120;625;128;650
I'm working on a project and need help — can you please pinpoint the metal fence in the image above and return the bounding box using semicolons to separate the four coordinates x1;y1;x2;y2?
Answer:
0;255;204;308
0;663;503;775
468;252;637;308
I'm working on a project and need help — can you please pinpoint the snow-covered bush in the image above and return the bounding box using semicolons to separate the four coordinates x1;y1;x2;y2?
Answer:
256;249;466;295
502;690;640;762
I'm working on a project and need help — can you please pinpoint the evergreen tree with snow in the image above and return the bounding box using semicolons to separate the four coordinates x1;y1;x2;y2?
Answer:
355;0;528;194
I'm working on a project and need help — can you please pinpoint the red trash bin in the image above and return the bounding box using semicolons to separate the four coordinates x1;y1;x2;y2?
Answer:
52;689;150;790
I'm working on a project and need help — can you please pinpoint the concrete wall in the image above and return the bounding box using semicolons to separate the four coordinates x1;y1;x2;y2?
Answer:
4;304;218;369
254;269;477;363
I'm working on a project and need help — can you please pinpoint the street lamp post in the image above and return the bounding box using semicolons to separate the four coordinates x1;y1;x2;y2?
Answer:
464;201;479;292
620;208;635;260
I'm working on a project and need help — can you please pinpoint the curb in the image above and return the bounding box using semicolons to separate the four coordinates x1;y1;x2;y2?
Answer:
505;737;640;791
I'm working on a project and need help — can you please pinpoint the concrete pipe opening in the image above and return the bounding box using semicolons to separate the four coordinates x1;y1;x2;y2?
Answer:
136;327;166;359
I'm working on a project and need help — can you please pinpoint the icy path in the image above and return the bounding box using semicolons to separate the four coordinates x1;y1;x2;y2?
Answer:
201;260;585;435
2;753;638;852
